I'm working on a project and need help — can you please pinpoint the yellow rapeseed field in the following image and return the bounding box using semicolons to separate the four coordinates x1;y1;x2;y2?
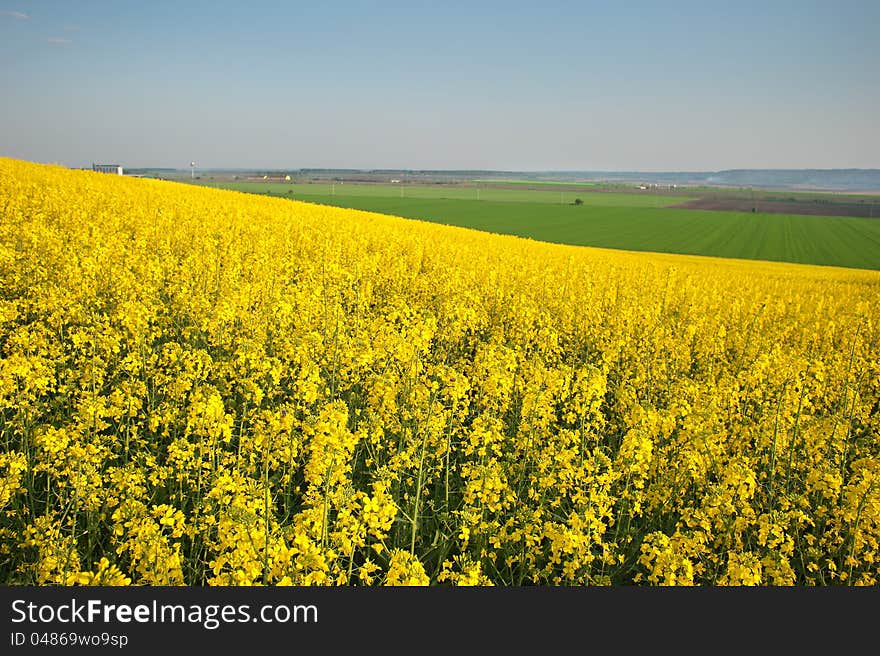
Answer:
1;156;879;585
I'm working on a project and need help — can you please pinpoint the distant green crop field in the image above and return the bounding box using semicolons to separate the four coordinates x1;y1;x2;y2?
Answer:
202;183;880;270
471;179;601;187
201;181;693;208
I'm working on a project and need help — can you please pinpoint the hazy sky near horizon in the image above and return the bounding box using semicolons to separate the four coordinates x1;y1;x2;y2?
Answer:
1;1;878;171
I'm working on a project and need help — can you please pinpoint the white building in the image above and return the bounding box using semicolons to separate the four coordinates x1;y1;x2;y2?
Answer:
92;163;123;175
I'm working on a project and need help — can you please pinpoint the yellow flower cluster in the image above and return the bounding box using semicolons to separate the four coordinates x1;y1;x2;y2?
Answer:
2;157;879;585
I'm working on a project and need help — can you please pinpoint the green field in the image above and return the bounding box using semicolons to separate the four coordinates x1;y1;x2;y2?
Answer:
471;179;601;187
201;182;880;270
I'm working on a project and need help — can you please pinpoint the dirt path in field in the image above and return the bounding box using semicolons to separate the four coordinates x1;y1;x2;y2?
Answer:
669;198;880;218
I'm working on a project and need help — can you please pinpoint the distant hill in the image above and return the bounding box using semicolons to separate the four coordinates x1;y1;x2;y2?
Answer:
567;169;880;191
125;166;880;192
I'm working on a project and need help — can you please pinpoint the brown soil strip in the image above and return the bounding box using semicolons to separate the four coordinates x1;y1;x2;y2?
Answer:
670;198;880;218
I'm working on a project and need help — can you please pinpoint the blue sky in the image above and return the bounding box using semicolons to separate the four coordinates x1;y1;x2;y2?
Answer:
1;1;878;170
